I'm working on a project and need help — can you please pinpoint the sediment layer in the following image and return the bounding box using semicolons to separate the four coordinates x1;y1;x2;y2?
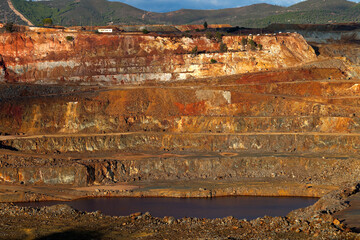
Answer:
0;30;358;205
0;32;315;84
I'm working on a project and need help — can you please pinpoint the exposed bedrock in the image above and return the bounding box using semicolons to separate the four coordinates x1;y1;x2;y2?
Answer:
0;164;88;186
5;133;360;154
0;153;358;193
0;68;353;136
0;32;358;198
0;32;315;84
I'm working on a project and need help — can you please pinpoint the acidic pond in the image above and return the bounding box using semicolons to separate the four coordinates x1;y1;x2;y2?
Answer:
16;196;318;219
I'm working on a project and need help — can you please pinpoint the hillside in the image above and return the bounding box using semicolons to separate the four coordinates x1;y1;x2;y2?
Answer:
2;0;360;27
246;2;360;27
146;4;285;25
0;0;25;25
9;0;284;26
11;0;150;26
288;0;356;11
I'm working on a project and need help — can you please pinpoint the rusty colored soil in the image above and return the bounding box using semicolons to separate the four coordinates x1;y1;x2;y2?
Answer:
1;30;360;238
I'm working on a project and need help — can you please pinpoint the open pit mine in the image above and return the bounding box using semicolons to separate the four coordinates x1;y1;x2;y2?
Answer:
1;25;360;239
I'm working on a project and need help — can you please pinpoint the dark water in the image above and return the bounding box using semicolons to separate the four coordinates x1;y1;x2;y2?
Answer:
16;196;318;219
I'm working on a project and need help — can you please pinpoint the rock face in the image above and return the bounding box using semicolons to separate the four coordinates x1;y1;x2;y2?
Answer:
0;32;315;84
0;30;357;198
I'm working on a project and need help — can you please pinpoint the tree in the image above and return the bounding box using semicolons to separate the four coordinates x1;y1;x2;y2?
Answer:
203;21;208;29
43;18;53;26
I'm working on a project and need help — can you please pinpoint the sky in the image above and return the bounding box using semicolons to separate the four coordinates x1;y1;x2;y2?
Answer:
112;0;360;12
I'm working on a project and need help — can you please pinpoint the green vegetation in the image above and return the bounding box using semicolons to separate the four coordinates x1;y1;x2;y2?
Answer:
10;0;151;26
5;0;360;28
219;42;228;53
205;32;224;42
239;1;360;28
210;59;217;64
12;0;56;26
241;38;248;48
289;0;355;11
203;21;208;29
191;46;198;56
0;0;25;25
215;32;223;42
206;32;213;40
43;18;53;26
248;39;257;50
142;28;149;34
240;37;261;51
65;36;74;41
241;10;359;28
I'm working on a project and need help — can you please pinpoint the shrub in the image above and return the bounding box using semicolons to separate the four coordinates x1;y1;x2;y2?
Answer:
248;39;257;50
210;59;217;64
43;18;53;26
258;44;263;50
206;32;213;40
142;28;149;34
203;21;208;29
191;46;198;56
219;42;228;53
241;37;248;48
215;32;223;42
66;36;74;41
5;23;15;33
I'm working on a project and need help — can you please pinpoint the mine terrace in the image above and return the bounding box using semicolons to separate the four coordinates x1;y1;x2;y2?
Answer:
1;21;360;239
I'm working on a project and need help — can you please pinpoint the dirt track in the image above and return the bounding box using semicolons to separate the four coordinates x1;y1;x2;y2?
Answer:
6;0;33;26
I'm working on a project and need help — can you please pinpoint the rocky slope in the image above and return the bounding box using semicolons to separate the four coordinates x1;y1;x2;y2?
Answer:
0;30;358;203
0;32;315;84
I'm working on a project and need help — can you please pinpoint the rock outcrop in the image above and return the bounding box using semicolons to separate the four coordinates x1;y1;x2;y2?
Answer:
0;32;316;84
0;30;356;200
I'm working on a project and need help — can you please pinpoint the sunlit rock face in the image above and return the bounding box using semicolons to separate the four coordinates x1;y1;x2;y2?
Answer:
3;30;358;191
0;32;315;84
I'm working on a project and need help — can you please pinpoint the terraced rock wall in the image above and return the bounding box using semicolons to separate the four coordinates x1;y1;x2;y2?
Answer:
1;32;358;195
0;32;315;84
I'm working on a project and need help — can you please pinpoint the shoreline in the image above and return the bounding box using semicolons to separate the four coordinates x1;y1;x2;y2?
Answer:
0;179;335;203
0;182;358;239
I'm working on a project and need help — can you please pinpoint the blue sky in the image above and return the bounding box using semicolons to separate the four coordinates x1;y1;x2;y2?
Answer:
112;0;360;12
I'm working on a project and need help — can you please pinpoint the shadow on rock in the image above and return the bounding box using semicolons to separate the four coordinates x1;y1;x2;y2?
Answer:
0;142;18;151
35;229;103;240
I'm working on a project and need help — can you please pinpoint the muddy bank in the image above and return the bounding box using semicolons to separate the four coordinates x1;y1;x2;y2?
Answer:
15;196;318;220
1;182;360;239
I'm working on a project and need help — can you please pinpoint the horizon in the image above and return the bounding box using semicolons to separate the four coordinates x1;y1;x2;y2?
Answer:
111;0;360;13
